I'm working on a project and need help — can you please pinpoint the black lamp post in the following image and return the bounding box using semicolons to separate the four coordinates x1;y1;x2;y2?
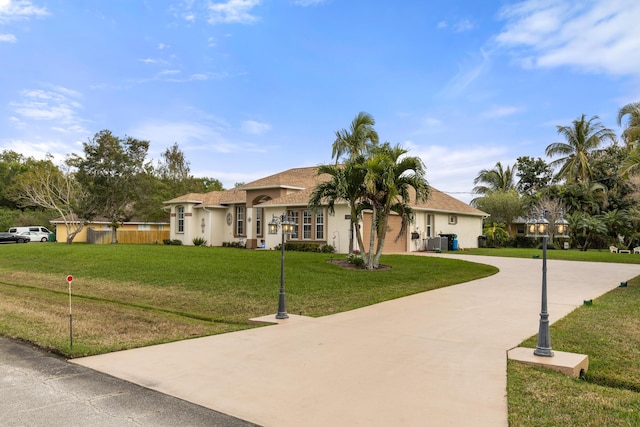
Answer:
268;214;296;319
526;209;569;357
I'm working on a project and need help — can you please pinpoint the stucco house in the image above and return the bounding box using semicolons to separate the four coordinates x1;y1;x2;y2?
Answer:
164;166;487;254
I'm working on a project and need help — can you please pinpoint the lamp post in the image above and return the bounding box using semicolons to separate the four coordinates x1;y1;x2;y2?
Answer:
268;214;296;319
526;209;569;357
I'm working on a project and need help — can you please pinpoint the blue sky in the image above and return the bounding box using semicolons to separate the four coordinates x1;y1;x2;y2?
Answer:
1;0;640;203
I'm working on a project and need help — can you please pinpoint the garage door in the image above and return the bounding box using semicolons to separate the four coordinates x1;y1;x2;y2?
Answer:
361;213;408;253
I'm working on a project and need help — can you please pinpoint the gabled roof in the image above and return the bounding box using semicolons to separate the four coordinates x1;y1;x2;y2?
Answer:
164;188;246;207
164;166;486;216
239;167;329;191
416;188;486;216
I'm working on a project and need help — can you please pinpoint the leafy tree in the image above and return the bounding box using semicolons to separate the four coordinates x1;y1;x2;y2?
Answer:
590;144;634;211
569;211;608;250
11;157;87;243
156;143;190;182
545;114;616;184
474;190;524;235
515;156;553;196
471;162;516;205
331;112;379;163
482;222;509;247
550;182;605;215
69;129;151;243
0;207;19;232
0;150;30;209
617;101;640;147
192;177;224;192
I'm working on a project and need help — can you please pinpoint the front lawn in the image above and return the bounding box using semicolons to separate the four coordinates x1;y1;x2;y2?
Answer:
455;247;640;264
0;244;497;357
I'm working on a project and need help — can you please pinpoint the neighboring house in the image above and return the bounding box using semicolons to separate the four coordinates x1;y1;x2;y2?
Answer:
164;166;487;253
50;215;170;244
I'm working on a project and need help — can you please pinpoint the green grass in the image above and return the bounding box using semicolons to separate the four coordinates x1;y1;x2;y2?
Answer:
455;247;640;264
507;277;640;426
0;243;497;356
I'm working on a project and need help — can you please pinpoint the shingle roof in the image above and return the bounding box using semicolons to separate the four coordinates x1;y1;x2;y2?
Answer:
164;188;246;207
239;167;330;190
164;166;486;216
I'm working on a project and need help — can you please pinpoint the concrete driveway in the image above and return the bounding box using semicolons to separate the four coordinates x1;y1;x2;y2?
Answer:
74;255;640;426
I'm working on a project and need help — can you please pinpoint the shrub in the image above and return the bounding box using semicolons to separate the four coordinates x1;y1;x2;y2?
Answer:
163;239;172;245
192;237;207;246
347;251;364;267
171;239;183;246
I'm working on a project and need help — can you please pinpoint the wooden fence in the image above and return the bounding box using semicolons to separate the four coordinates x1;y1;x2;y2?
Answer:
87;228;170;244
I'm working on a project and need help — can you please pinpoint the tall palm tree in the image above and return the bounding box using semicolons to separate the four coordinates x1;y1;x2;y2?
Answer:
360;143;430;269
471;162;516;205
331;112;379;163
617;101;640;147
308;159;367;254
545;114;616;184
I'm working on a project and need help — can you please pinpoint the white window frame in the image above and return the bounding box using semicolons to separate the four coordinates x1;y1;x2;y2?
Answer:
236;206;245;236
315;210;324;240
177;206;185;233
303;210;312;239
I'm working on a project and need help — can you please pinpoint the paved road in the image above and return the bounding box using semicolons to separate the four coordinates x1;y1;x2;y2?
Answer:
74;255;640;427
0;336;257;426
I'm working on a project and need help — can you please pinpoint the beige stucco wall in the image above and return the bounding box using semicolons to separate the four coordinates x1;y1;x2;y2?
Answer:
168;202;483;253
410;211;484;250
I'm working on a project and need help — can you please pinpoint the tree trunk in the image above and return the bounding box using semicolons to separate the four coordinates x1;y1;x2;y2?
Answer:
366;209;377;270
373;219;387;269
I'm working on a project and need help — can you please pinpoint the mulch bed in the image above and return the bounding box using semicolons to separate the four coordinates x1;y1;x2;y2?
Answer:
327;259;391;271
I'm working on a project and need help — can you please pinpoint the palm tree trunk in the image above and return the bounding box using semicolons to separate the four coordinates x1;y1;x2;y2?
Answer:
366;209;377;270
373;210;391;268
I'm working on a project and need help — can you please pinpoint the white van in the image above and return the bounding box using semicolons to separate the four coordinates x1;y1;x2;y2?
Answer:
8;226;52;242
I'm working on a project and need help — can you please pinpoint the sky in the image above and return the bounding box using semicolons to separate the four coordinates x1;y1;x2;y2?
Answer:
1;0;640;204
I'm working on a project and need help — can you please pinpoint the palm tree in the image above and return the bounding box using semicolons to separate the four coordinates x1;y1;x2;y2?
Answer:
617;101;640;147
331;112;379;163
360;143;430;269
308;159;367;254
471;162;516;205
545;114;616;184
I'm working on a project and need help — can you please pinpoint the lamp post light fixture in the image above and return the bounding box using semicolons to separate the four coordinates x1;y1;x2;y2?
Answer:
268;213;296;319
526;209;569;357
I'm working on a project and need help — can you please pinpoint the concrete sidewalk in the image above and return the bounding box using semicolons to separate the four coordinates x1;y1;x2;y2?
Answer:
74;255;640;426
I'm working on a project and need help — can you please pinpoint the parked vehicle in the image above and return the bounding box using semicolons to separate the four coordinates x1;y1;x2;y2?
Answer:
18;231;49;242
8;226;51;242
0;232;30;243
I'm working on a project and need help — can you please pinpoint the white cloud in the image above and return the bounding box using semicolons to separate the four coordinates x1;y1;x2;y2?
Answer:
241;120;271;135
440;48;490;97
496;0;640;75
207;0;261;25
129;121;243;156
403;142;511;203
0;0;48;23
140;58;169;65
482;105;524;119
9;86;88;134
453;19;474;32
0;32;15;42
0;138;73;164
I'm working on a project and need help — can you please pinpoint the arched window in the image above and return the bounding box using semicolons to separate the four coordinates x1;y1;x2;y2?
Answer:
177;206;185;233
